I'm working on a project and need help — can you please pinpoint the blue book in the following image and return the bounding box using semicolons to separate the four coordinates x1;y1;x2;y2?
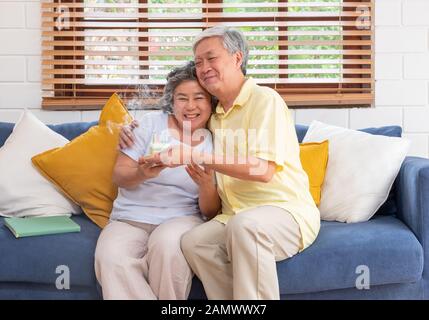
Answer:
4;215;81;238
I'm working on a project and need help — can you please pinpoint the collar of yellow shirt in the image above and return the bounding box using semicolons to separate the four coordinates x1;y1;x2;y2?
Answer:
214;77;256;118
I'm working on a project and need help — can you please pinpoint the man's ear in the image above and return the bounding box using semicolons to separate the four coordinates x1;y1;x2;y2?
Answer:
234;51;243;71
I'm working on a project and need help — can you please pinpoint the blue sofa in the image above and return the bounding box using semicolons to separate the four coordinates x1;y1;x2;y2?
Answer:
0;120;428;300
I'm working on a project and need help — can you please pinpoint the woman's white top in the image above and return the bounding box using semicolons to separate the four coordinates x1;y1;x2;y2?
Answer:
110;111;213;225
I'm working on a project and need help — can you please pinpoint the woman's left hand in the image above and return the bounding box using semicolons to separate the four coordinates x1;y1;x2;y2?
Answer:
185;161;215;188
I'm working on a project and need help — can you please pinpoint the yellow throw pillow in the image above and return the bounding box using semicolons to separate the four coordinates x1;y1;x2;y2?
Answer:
32;93;132;228
299;140;329;206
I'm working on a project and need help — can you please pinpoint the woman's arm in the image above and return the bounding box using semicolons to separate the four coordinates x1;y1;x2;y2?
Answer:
185;162;221;220
118;120;139;150
198;183;221;220
113;153;166;189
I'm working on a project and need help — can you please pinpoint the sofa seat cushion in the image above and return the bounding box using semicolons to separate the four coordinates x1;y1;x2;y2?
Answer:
277;216;423;295
0;215;101;287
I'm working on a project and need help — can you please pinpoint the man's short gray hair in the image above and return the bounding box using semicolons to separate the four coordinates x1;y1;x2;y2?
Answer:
157;61;216;113
193;25;249;75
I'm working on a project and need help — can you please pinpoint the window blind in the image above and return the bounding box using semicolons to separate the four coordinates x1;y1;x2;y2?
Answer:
41;0;374;109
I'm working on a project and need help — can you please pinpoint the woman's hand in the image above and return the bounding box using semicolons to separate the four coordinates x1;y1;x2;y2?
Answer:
118;120;138;150
185;161;215;188
137;156;167;179
144;144;194;168
188;161;220;220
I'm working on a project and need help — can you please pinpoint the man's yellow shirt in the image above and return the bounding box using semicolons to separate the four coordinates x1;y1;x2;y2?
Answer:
208;78;320;250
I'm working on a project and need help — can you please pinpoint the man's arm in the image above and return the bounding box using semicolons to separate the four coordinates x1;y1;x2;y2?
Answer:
145;144;277;183
201;153;277;183
146;148;277;183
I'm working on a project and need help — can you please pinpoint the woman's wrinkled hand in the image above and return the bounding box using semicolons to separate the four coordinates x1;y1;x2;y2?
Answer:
185;161;215;188
137;156;167;179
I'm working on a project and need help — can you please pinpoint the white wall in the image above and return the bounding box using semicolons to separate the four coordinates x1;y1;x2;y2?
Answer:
0;0;429;158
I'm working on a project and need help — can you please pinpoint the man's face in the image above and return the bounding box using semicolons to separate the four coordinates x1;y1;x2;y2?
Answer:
194;36;243;95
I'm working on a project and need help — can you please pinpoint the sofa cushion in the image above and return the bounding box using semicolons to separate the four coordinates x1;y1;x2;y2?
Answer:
31;94;132;228
48;121;98;141
0;121;98;148
303;121;409;223
295;124;402;144
276;216;423;295
0;123;14;147
0;282;101;300
0;214;422;295
299;140;329;206
0;215;101;287
0;111;81;218
296;124;310;143
296;124;402;217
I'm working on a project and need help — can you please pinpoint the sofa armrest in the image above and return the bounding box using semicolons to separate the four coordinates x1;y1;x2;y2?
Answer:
396;157;429;245
396;156;429;297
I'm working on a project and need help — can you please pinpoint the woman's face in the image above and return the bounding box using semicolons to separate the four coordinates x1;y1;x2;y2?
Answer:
172;80;212;132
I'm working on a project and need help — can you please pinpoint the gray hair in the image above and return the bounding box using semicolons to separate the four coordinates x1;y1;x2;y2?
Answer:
192;25;249;75
157;61;217;113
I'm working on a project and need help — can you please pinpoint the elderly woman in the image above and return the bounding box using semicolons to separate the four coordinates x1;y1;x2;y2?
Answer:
94;61;221;300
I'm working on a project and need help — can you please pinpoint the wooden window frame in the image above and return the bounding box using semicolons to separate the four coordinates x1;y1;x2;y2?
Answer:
41;0;374;110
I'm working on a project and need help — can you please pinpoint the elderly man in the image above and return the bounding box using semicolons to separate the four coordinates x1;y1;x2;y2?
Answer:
120;25;320;300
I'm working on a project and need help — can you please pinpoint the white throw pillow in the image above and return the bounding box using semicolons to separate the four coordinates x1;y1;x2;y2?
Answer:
0;110;80;217
303;121;410;223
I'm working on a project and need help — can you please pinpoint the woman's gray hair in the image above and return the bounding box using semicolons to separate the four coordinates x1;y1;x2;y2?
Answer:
157;61;217;114
192;25;249;75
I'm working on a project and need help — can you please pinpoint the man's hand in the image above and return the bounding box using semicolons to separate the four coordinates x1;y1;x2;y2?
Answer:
118;120;138;150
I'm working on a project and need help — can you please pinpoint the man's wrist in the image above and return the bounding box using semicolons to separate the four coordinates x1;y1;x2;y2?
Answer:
199;152;214;166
